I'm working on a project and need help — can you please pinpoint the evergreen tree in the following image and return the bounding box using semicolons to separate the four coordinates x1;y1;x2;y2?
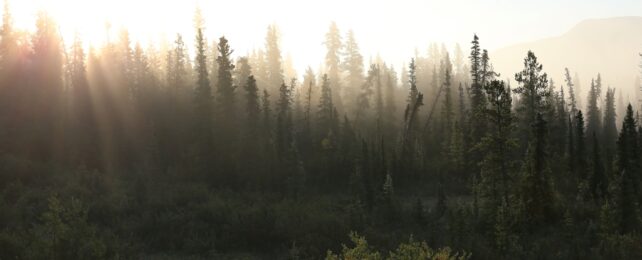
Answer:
514;51;549;145
355;65;377;129
480;49;496;86
564;68;578;118
617;88;626;126
454;43;466;78
244;75;260;138
603;87;617;174
69;34;95;166
400;62;409;91
448;120;466;180
265;24;283;98
520;113;555;227
131;42;151;101
325;22;343;111
618;104;640;178
193;27;214;172
342;29;364;112
300;68;316;150
209;39;219;91
441;67;453;132
400;81;424;177
469;35;482;91
234;57;253;113
468;34;487;180
554;84;569;157
170;34;188;92
318;74;335;140
479;80;516;218
276;80;294;162
574;72;583;109
575;111;587;182
586;77;602;142
615;104;640;233
216;36;236;120
407;59;419;105
116;29;134;90
214;36;238;178
383;65;398;132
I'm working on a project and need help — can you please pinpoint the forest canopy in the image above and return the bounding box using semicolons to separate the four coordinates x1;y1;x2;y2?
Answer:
0;1;642;259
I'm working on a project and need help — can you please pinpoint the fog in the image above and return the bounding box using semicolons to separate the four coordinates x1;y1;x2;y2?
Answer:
6;0;642;74
1;0;642;258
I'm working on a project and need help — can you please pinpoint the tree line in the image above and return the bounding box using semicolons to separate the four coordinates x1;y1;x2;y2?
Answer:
0;3;641;259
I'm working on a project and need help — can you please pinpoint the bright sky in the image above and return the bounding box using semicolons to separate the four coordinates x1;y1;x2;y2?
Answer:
3;0;642;75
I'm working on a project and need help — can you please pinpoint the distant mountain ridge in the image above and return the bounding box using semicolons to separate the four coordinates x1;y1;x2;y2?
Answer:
491;16;642;106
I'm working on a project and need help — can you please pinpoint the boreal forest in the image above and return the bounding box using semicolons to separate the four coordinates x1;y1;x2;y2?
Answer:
0;1;642;259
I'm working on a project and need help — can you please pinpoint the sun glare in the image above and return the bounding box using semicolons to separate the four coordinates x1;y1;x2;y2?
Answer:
7;0;199;50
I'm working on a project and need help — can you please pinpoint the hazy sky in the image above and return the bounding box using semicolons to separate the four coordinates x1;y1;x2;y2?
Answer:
3;0;642;74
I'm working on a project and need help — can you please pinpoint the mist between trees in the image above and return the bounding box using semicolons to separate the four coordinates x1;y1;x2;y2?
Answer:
0;3;641;259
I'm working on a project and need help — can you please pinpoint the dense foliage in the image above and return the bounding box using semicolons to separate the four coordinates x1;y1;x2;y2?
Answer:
0;3;641;259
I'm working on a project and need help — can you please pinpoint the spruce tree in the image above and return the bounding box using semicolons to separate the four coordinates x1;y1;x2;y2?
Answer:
480;49;496;86
69;34;95;166
520;113;555;226
441;66;453;133
324;22;343;111
575;111;587;182
299;68;316;151
234;57;253;113
265;24;283;98
318;74;335;140
586;77;602;142
374;63;384;133
574;72;583;109
479;80;516;216
244;75;260;138
602;87;617;174
209;39;219;91
468;34;487;181
469;35;481;88
170;34;188;96
275;80;294;163
216;36;236;120
564;68;578;118
615;104;640;233
342;29;364;112
193;28;214;172
514;51;549;145
407;59;419;105
355;65;377;130
400;79;424;178
240;76;260;179
383;65;398;135
555;84;569;157
213;36;238;177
